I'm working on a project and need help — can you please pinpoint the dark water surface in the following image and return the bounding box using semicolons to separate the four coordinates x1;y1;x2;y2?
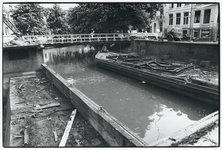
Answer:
43;45;218;144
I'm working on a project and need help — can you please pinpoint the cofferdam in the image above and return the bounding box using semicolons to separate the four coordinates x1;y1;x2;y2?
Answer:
44;45;218;144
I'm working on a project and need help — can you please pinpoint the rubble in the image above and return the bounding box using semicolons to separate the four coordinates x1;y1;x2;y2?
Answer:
3;36;40;47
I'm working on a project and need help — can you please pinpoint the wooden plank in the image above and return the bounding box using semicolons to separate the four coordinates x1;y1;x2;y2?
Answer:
54;131;58;142
34;103;60;110
59;109;77;147
24;127;29;145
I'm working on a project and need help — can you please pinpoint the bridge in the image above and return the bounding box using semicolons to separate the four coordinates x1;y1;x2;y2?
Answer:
22;33;131;45
22;33;162;45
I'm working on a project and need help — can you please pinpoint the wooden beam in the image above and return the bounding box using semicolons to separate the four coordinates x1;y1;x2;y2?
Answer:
34;103;60;110
59;109;77;147
24;126;29;145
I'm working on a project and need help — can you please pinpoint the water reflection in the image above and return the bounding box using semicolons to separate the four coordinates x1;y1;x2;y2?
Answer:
44;45;218;144
43;45;96;65
144;104;196;143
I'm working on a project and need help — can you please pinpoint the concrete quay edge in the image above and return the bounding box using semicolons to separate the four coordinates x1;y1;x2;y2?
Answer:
148;111;219;146
41;63;148;146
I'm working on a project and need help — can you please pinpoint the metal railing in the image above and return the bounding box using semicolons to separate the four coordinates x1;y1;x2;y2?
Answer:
22;33;132;44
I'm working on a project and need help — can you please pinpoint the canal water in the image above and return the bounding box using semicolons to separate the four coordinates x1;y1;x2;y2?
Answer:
43;45;218;144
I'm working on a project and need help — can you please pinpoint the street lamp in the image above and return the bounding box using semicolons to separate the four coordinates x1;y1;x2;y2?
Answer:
189;4;193;41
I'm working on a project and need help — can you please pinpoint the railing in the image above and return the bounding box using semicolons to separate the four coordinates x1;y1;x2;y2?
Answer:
22;33;132;44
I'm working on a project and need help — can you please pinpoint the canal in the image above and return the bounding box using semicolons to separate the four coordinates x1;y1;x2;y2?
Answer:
43;45;218;144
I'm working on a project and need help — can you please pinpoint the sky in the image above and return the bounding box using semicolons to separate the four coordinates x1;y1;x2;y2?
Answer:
40;3;78;10
2;3;78;11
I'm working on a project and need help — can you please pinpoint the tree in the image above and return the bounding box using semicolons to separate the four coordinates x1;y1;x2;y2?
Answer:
46;4;70;34
11;4;46;35
67;3;162;33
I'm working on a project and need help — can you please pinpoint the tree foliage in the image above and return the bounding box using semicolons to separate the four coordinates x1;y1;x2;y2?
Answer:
11;4;46;35
67;3;162;33
10;3;162;35
46;4;70;34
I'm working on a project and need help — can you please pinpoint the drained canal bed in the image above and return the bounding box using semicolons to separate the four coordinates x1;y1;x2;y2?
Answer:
8;73;109;147
44;45;218;144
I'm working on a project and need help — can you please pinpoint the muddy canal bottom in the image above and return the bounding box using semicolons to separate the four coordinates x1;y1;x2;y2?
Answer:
47;60;217;144
9;73;108;147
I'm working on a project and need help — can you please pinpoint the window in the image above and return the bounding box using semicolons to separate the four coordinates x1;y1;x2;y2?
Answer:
203;9;211;24
183;30;188;37
5;27;9;35
177;3;181;7
201;29;210;37
193;29;200;38
159;22;163;32
45;53;47;59
154;23;156;33
184;12;189;24
194;11;201;23
169;14;173;25
176;13;181;25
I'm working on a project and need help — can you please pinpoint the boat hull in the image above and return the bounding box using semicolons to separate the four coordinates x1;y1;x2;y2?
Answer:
95;53;219;107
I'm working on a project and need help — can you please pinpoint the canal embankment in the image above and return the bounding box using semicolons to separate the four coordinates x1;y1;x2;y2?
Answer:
148;111;218;146
131;40;219;66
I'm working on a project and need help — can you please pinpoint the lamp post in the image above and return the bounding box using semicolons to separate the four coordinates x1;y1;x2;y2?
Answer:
189;4;193;41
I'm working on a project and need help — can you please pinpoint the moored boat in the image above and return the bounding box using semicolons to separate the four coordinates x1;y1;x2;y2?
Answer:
95;51;219;106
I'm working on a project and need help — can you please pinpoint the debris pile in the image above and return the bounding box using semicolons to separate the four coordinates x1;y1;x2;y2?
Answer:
104;52;218;88
3;36;40;47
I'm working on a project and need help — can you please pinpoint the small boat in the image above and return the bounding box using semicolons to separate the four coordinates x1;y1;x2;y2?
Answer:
95;51;219;106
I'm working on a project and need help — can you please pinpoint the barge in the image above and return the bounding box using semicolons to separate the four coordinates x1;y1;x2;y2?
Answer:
95;51;219;106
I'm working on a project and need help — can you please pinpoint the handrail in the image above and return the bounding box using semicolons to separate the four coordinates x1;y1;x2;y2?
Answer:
22;32;162;44
22;33;131;44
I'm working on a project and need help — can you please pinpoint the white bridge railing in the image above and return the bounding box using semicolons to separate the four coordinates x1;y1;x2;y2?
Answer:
22;32;162;44
22;33;131;44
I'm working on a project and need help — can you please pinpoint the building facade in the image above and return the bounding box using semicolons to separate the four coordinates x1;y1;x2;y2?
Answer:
3;4;21;43
3;4;19;35
163;3;219;41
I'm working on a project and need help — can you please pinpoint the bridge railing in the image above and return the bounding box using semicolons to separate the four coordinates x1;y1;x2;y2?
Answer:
22;33;131;44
